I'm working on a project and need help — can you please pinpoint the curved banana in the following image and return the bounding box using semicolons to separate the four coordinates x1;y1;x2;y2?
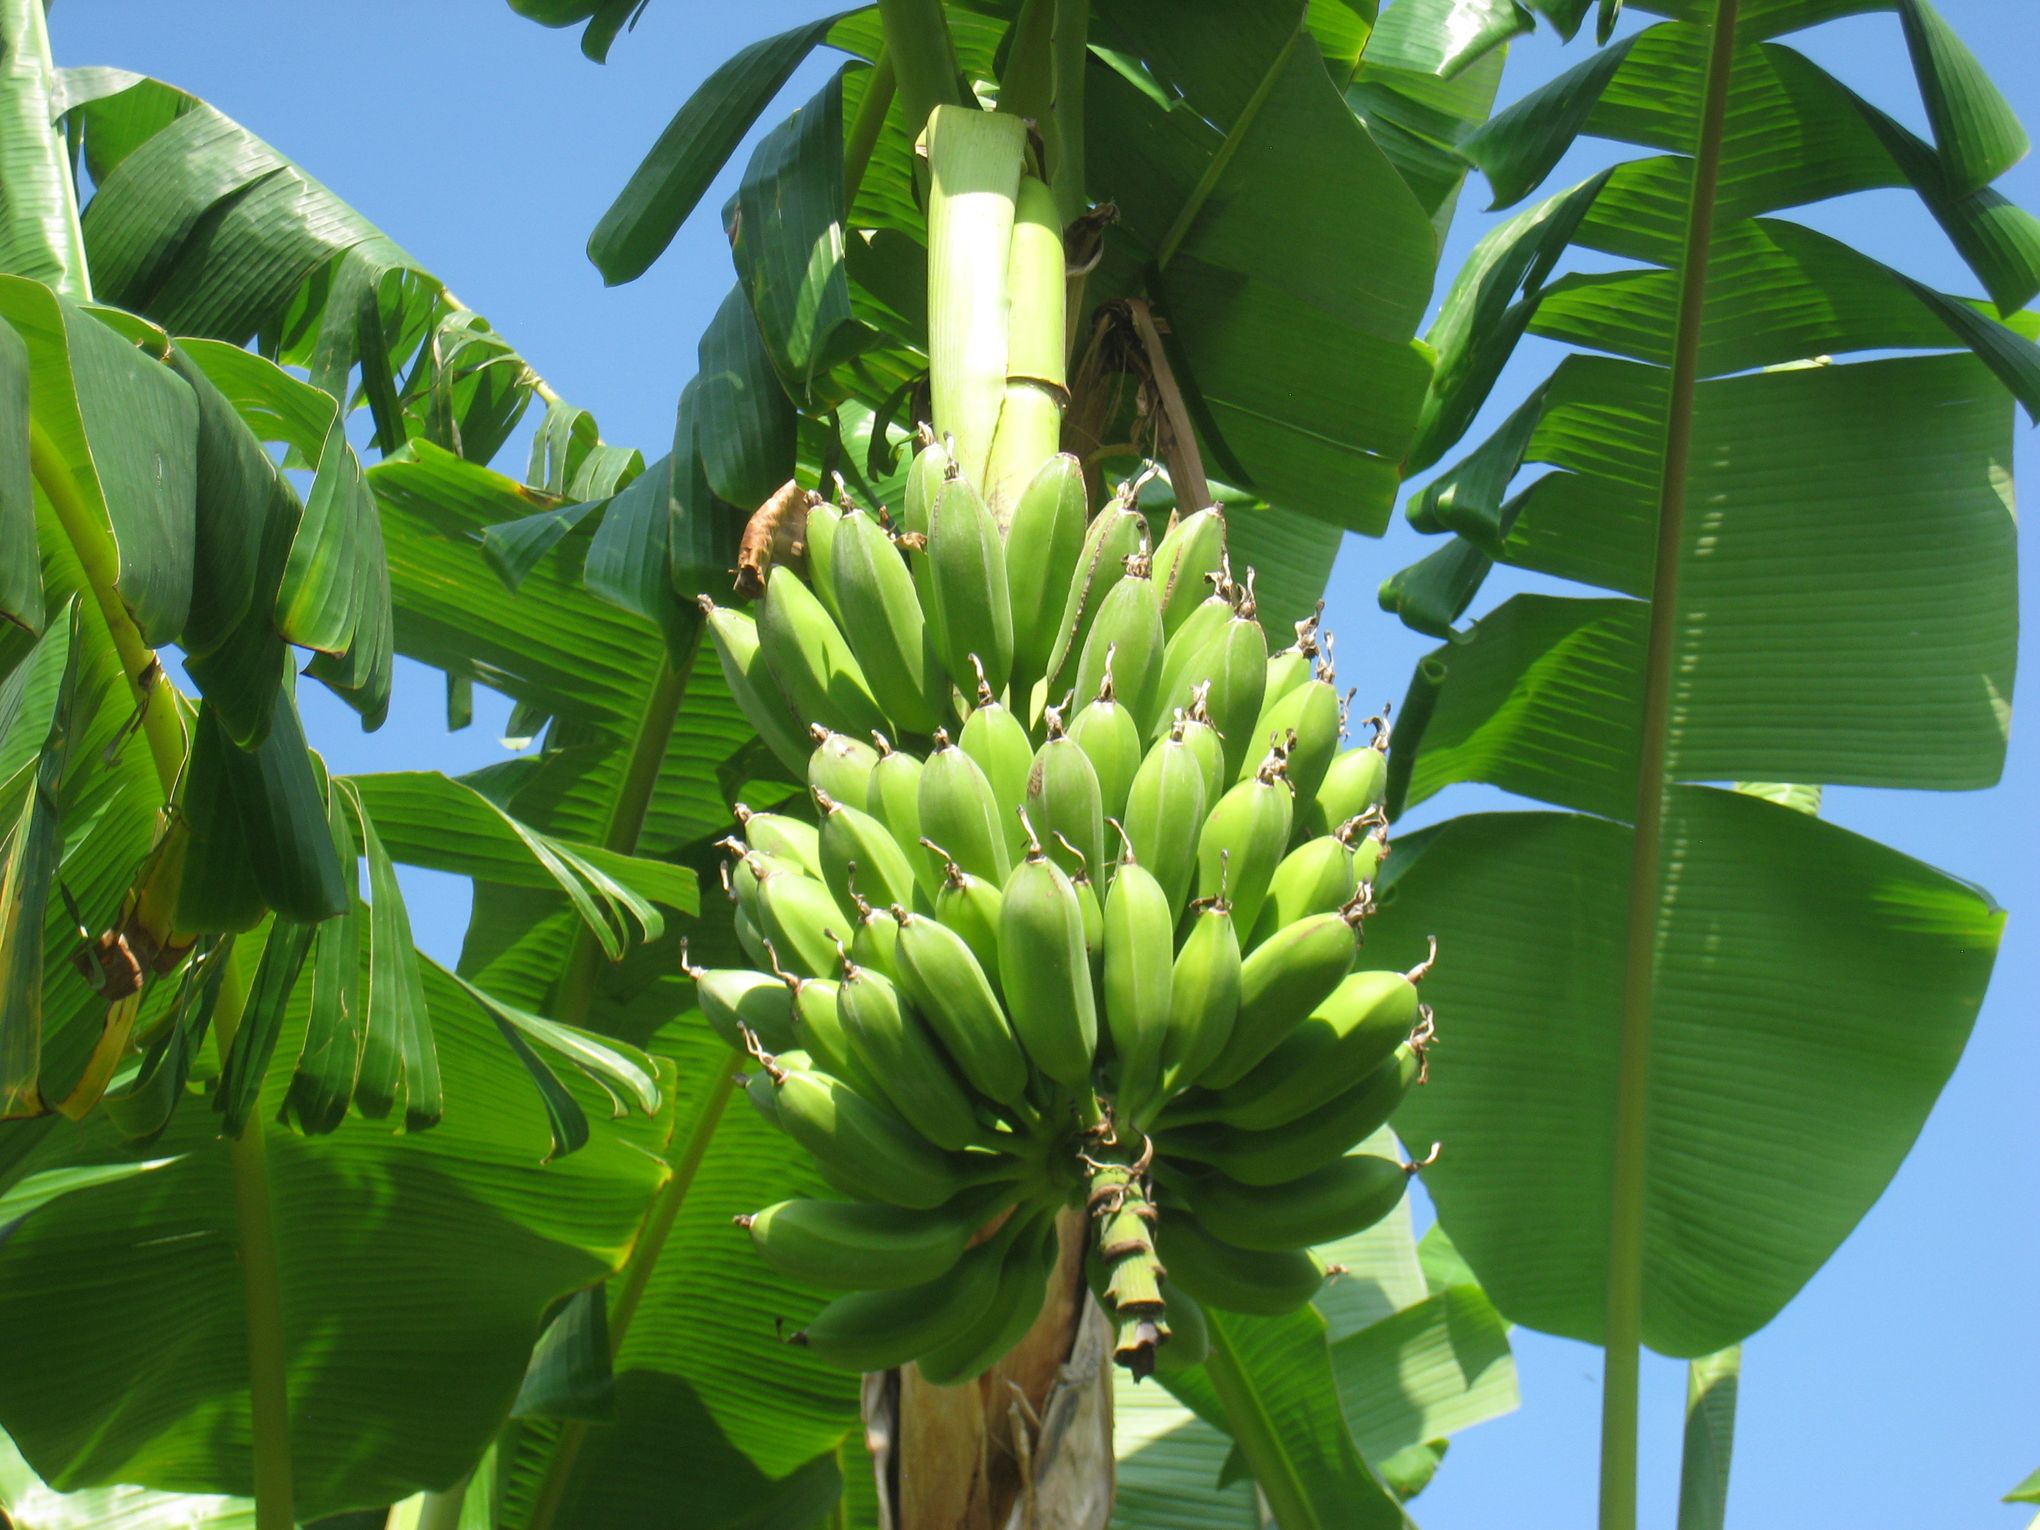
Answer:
808;726;881;812
684;954;795;1053
1159;1044;1422;1187
1150;504;1228;638
1045;496;1146;702
918;729;1012;887
999;818;1099;1089
758;564;889;738
735;802;821;876
890;903;1031;1107
769;1059;999;1210
929;854;1005;994
1192;751;1295;942
959;659;1035;860
1197;895;1367;1089
1305;721;1390;837
1122;723;1208;920
838;960;987;1152
1004;453;1090;702
795;1223;1008;1373
1073;551;1165;736
1155;891;1242;1107
1101;835;1174;1129
829;505;948;736
1248;832;1360;950
1025;706;1106;885
1157;1213;1324;1317
923;470;1015;697
699;597;812;774
1067;670;1144;824
1188;1153;1412;1252
742;1193;992;1291
915;1212;1060;1385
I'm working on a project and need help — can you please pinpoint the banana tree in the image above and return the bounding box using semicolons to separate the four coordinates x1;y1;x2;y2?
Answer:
1368;0;2035;1525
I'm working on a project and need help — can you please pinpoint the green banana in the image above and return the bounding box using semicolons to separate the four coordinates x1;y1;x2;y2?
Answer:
1188;1153;1412;1252
1194;946;1432;1132
1248;831;1360;950
1197;575;1269;781
1068;851;1106;987
999;818;1100;1089
768;1059;998;1210
918;730;1012;887
959;659;1035;860
1025;708;1106;885
1101;832;1174;1128
1155;891;1241;1107
1004;453;1090;702
783;974;888;1100
742;1193;993;1291
1243;649;1342;806
734;803;821;876
1159;1043;1423;1187
1196;896;1366;1089
923;470;1015;697
816;787;920;915
1346;812;1390;888
1150;581;1236;738
699;597;811;774
796;1220;1009;1373
890;902;1031;1107
915;1211;1060;1385
1066;674;1143;825
1045;494;1146;703
829;505;947;736
838;960;987;1152
1260;605;1323;707
929;853;1005;995
1176;689;1229;810
745;1064;782;1127
1150;504;1228;639
803;496;846;627
900;428;948;616
867;736;933;899
808;726;880;811
1122;724;1208;920
849;893;902;980
1192;752;1295;942
1306;723;1390;837
758;564;888;738
1157;1213;1324;1317
1073;552;1165;735
753;860;855;980
684;950;795;1054
734;901;772;970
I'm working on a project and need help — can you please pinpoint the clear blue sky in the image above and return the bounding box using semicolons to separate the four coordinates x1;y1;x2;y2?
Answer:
44;2;2037;1524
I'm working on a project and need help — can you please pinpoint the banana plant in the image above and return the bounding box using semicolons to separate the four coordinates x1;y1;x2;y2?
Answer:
1367;1;2035;1525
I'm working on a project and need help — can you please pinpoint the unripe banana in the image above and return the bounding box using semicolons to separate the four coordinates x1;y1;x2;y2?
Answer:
1346;812;1390;888
1151;586;1236;738
1155;893;1241;1106
684;953;796;1054
734;901;772;969
915;1212;1060;1385
734;803;821;876
999;819;1100;1089
918;730;1012;887
745;1065;782;1127
758;564;888;738
959;659;1035;860
1199;577;1270;781
890;903;1031;1107
1192;752;1294;942
867;735;934;899
783;974;889;1100
1244;671;1341;809
901;429;949;616
742;1193;992;1291
1158;1213;1325;1317
816;787;921;916
1160;1042;1422;1187
837;960;986;1152
1025;708;1106;885
1067;673;1143;824
769;1060;999;1209
1187;1153;1412;1252
803;497;846;626
699;597;811;774
1196;896;1366;1090
1260;605;1323;707
1150;504;1228;639
1175;693;1230;811
754;861;855;980
808;726;880;811
849;893;902;980
720;839;794;914
1004;453;1089;702
1101;832;1174;1128
796;1222;1007;1373
1068;853;1106;987
1122;725;1207;920
1305;723;1390;837
829;506;948;735
1045;495;1145;702
922;471;1014;697
1074;553;1165;736
1248;832;1360;950
1195;947;1432;1132
929;855;1005;993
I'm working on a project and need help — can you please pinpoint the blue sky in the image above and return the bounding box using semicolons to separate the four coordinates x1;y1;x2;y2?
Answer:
44;1;2037;1524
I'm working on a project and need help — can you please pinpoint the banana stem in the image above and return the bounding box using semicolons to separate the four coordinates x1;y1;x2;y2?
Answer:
1601;2;1741;1527
982;175;1068;526
843;50;896;203
874;0;963;142
1049;0;1090;227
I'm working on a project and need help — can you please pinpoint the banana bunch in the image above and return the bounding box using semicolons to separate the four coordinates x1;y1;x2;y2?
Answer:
696;439;1438;1383
691;114;1435;1386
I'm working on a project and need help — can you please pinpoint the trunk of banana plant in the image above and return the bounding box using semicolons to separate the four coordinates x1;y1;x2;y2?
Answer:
866;1211;1114;1530
859;8;1117;1517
